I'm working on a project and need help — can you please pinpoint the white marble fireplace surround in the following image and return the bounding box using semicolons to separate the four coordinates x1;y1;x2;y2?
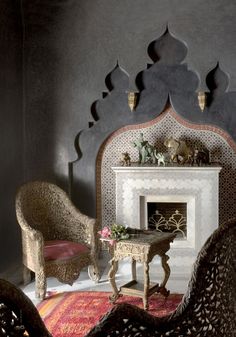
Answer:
97;108;236;292
111;165;222;292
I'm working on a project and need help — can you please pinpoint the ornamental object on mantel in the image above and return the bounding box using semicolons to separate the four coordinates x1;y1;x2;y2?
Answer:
120;152;131;166
164;137;194;165
132;133;166;165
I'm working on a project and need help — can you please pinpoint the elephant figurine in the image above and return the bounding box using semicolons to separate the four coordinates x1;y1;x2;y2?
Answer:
164;137;194;165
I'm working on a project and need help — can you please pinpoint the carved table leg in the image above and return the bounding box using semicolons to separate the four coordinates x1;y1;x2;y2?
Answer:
159;253;170;297
131;259;136;281
143;261;150;310
108;257;120;303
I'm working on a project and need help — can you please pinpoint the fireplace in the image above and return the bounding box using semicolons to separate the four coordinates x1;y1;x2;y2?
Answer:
96;107;236;292
67;31;236;293
113;164;220;243
110;164;221;291
98;108;236;231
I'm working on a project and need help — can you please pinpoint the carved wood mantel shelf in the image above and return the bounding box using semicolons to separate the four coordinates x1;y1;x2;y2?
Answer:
111;164;222;289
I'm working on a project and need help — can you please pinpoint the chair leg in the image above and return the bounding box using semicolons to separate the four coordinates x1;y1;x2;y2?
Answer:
35;269;46;299
22;265;31;285
88;258;100;283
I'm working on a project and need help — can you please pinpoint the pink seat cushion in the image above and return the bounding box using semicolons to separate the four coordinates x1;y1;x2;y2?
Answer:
44;240;90;261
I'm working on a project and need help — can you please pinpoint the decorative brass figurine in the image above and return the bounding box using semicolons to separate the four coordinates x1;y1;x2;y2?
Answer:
194;148;210;166
121;152;131;166
164;137;194;165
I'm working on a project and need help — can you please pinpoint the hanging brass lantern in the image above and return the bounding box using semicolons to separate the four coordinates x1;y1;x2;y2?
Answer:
128;92;138;111
198;91;207;111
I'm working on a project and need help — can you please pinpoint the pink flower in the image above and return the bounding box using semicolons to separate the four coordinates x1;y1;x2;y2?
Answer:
109;239;116;246
98;226;111;239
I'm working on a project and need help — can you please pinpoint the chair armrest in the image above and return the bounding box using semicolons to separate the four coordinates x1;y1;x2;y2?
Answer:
76;210;98;249
63;205;98;246
85;303;168;337
27;227;43;241
21;227;45;268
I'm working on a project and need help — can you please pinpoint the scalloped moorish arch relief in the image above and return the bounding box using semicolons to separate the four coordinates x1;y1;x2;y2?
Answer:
96;106;236;229
70;27;236;219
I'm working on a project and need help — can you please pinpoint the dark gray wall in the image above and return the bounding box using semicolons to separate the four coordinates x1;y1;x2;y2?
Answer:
1;0;236;271
0;0;23;271
23;0;236;192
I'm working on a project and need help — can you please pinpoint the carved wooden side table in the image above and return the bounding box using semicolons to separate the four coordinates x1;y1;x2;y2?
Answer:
108;230;176;310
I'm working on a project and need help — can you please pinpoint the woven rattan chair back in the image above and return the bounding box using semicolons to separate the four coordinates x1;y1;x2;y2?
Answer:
16;181;100;299
86;219;236;337
16;181;89;242
0;278;52;336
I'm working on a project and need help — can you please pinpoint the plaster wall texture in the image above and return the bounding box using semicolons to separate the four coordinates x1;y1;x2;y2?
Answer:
22;0;236;186
0;0;23;271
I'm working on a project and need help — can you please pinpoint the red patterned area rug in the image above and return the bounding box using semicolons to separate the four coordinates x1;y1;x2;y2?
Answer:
37;291;183;337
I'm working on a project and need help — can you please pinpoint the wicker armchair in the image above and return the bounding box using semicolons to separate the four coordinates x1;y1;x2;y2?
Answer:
0;278;51;336
85;219;236;337
16;181;100;299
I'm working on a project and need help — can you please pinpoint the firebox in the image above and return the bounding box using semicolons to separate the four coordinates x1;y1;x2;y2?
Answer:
147;201;187;239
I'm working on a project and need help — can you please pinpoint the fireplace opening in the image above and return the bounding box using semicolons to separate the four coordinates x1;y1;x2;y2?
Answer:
147;202;187;239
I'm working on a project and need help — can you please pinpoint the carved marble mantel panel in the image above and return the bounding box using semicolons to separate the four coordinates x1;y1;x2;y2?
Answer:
112;165;222;277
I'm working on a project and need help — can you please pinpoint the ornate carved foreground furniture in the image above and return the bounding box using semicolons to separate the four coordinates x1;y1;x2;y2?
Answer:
85;218;236;337
108;230;176;310
16;181;100;299
0;278;51;336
